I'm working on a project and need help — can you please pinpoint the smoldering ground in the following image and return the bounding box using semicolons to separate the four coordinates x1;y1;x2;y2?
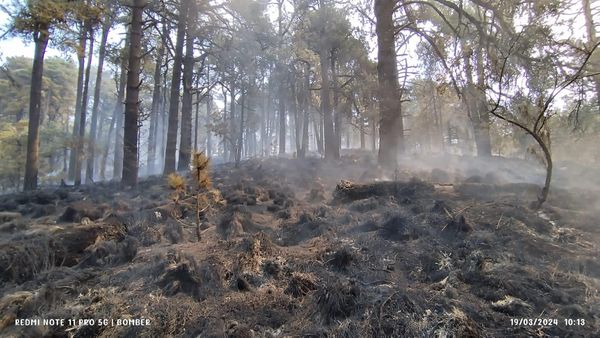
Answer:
0;153;598;337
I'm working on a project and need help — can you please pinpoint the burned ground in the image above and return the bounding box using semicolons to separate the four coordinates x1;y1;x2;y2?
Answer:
0;155;598;337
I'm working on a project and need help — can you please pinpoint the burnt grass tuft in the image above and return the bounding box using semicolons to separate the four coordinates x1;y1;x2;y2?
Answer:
315;280;361;323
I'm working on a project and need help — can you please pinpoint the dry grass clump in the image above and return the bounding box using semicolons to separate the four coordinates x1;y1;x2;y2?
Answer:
315;280;360;323
285;272;317;298
157;251;203;299
431;307;482;338
0;237;57;283
328;247;355;271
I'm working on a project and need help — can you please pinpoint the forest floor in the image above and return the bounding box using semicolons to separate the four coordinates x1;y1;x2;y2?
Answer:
0;153;598;337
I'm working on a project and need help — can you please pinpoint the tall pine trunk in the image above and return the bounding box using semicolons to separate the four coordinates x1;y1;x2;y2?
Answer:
74;25;94;186
331;54;341;157
68;27;87;181
320;48;336;159
375;0;404;168
229;80;236;162
582;0;600;111
206;95;212;157
112;45;128;180
164;0;187;174
278;75;286;155
24;25;49;191
300;63;310;158
87;18;110;182
122;0;145;186
178;7;196;171
235;84;245;167
147;21;166;174
462;43;491;157
292;77;301;156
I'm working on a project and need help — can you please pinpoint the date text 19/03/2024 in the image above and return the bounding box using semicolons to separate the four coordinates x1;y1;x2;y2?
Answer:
510;318;586;326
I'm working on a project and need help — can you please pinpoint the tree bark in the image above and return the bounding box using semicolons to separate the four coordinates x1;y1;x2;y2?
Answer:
582;0;600;111
112;41;128;180
75;25;95;186
206;95;212;157
371;116;377;151
360;118;366;150
229;80;236;162
320;48;336;159
222;85;229;159
278;77;286;155
121;0;145;187
474;45;491;157
235;84;245;167
331;53;342;157
68;27;87;181
147;21;166;175
100;103;116;181
375;0;404;168
300;63;310;158
24;26;49;191
164;0;188;174
291;75;301;156
178;8;195;171
314;110;324;154
87;18;110;182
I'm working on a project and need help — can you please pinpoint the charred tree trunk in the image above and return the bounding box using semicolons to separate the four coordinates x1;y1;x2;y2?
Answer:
112;45;128;180
194;88;200;151
147;22;166;174
371;117;377;151
121;0;145;187
23;25;49;191
222;85;229;159
331;53;342;157
68;28;87;182
262;84;271;156
159;64;170;169
473;45;491;157
278;80;287;155
300;63;310;158
178;3;196;171
314;111;324;155
206;95;212;157
320;48;336;159
375;0;404;168
164;0;188;174
75;25;95;186
291;76;301;156
229;80;237;162
235;85;245;167
87;18;110;182
360;117;365;150
100;106;116;181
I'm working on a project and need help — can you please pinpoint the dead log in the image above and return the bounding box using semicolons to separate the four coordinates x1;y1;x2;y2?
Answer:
334;179;434;202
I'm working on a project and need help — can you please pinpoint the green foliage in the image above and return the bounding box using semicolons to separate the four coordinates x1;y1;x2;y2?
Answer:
0;121;27;189
0;56;77;123
10;0;104;35
0;56;76;190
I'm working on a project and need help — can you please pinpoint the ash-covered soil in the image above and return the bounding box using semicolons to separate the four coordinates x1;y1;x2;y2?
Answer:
0;155;599;337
